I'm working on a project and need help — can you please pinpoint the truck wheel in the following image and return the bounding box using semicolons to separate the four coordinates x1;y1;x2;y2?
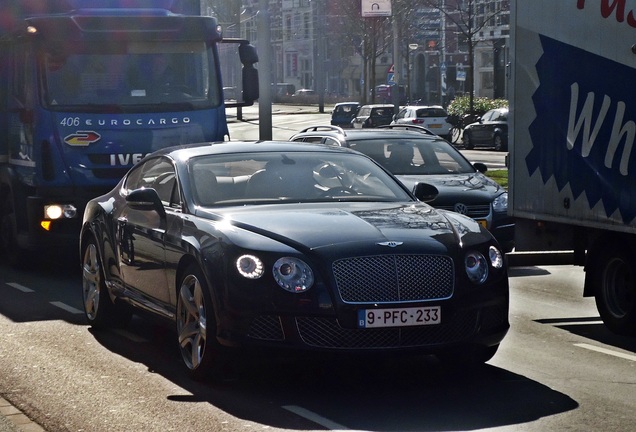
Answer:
0;195;27;267
594;247;636;335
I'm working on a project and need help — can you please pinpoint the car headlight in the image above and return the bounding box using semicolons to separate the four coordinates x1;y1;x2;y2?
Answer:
465;246;504;284
489;246;504;269
465;251;489;284
492;192;508;212
236;255;264;279
273;257;314;293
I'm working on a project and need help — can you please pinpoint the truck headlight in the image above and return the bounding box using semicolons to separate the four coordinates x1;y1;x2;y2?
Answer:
44;204;77;220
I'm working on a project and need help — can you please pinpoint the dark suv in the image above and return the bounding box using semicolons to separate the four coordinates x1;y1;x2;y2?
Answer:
290;125;514;252
352;104;395;128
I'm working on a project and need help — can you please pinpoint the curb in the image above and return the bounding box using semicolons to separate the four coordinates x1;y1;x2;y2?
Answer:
507;251;575;267
0;397;44;432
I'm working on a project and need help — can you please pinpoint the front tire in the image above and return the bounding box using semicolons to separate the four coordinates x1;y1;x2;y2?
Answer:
493;133;506;152
176;264;228;381
82;236;131;328
593;246;636;335
463;132;474;150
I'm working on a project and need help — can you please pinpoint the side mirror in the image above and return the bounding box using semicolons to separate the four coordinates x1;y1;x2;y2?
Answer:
413;182;439;203
473;162;488;173
126;188;166;218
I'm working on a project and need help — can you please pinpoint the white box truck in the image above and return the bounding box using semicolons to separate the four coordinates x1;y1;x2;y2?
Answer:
509;0;636;334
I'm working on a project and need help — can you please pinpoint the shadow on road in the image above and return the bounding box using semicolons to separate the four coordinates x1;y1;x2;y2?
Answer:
88;317;579;431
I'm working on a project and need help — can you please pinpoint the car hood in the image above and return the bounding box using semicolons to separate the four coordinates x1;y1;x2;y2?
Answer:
396;172;504;205
200;202;488;254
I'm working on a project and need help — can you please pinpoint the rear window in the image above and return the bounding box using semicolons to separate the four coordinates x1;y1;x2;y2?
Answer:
371;108;392;117
415;108;448;118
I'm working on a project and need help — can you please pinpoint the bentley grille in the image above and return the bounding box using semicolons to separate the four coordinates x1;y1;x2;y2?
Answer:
332;254;454;303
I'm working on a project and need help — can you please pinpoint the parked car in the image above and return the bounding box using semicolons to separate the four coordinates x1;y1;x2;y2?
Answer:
462;107;509;151
292;88;316;97
290;125;515;252
80;141;509;380
330;102;360;128
392;105;453;140
352;104;395;128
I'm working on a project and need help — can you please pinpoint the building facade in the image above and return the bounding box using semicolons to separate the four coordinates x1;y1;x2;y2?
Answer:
204;0;509;103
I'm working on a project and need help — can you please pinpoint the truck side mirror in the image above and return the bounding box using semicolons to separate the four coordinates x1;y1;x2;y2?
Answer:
239;43;259;104
223;39;259;107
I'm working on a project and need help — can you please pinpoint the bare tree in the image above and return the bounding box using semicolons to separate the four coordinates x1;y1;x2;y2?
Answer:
422;0;509;113
335;0;392;104
391;0;429;102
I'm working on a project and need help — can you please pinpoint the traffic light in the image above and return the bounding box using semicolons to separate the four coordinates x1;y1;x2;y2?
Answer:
425;39;438;50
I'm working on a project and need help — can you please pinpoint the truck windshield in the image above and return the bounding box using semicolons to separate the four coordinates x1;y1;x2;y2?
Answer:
42;41;221;112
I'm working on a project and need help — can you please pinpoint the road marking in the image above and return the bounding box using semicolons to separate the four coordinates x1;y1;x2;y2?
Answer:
50;301;83;314
575;343;636;362
282;405;351;430
6;282;34;293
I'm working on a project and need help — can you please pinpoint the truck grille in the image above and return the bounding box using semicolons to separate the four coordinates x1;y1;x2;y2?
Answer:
332;255;454;304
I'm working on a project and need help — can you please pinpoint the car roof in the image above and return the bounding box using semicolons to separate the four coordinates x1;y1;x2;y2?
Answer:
290;125;440;143
404;105;445;109
359;104;395;108
148;140;357;161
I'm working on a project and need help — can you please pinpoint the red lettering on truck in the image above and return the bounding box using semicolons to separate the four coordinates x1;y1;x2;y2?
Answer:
577;0;636;27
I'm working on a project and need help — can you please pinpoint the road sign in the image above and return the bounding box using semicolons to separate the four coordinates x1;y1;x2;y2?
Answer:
361;0;392;17
387;73;395;85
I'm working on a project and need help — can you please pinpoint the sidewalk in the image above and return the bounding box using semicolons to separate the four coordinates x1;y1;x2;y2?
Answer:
225;102;326;122
0;397;44;432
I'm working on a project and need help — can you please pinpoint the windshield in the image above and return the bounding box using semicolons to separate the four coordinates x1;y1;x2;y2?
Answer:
42;41;221;112
189;151;413;206
347;138;476;175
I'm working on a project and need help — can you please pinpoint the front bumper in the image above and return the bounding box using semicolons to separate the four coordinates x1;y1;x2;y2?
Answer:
225;294;509;354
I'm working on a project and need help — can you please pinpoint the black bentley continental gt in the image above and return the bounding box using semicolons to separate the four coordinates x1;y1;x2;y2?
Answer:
80;141;509;380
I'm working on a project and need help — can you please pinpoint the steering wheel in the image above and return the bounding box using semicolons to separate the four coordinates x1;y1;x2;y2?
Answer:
321;186;357;197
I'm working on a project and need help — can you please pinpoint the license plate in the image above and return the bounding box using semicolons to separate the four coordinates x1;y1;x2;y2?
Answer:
477;219;488;228
358;306;441;328
428;123;442;128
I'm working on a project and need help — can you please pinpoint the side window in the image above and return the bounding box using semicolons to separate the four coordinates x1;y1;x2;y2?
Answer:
396;109;407;119
13;43;33;107
124;157;179;207
323;137;340;146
